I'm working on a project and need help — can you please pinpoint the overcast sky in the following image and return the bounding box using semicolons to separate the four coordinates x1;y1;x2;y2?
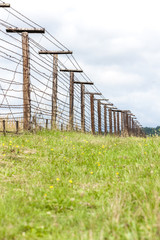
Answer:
7;0;160;127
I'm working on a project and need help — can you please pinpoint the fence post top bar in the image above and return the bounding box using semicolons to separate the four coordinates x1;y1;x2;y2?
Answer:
0;3;10;7
84;92;102;95
101;103;114;106
39;51;73;55
6;28;45;33
60;69;83;73
74;81;94;85
94;99;109;101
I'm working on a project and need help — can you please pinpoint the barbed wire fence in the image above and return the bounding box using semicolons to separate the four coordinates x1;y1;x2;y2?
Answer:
0;1;145;137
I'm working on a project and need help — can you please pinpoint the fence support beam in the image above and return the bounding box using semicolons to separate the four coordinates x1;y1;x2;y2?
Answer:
3;120;6;136
90;94;95;134
74;81;93;132
117;111;120;136
113;111;117;135
16;121;19;134
104;105;107;135
6;28;45;131
22;32;31;131
39;51;72;129
109;109;112;135
60;69;83;131
84;92;102;134
121;111;124;136
52;54;58;128
97;100;101;135
70;72;74;130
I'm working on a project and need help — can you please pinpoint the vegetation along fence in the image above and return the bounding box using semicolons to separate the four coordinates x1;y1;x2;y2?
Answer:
0;1;145;137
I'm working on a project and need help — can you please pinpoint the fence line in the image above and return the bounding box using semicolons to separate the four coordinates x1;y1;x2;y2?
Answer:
0;1;145;137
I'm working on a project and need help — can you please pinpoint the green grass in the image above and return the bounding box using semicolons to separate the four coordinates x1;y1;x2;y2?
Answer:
0;130;160;240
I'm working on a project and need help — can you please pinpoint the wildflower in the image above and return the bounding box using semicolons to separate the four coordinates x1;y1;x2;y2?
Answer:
114;144;117;146
50;149;54;151
3;154;6;157
49;186;54;189
69;180;72;184
56;178;60;182
144;152;147;154
9;143;12;146
82;152;84;155
102;145;105;148
90;172;93;174
44;194;47;197
2;143;5;146
16;145;19;148
116;172;119;175
43;139;46;141
22;145;24;147
97;163;101;167
98;152;101;155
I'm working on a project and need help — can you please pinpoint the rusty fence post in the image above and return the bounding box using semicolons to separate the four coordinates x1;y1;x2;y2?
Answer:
16;121;19;134
3;120;6;136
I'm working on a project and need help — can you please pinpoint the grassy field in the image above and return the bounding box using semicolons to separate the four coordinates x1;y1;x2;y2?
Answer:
0;130;160;240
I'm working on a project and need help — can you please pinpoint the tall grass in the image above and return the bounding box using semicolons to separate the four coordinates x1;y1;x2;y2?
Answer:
0;130;160;239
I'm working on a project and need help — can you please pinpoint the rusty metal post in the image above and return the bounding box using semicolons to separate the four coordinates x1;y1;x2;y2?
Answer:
69;72;74;131
81;84;85;132
22;32;31;131
52;54;58;129
97;100;101;135
117;112;120;136
104;105;107;135
128;115;131;136
90;94;95;134
113;111;117;135
109;109;112;135
132;118;134;136
46;119;48;129
121;111;124;136
3;120;6;136
125;113;129;136
16;121;19;134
